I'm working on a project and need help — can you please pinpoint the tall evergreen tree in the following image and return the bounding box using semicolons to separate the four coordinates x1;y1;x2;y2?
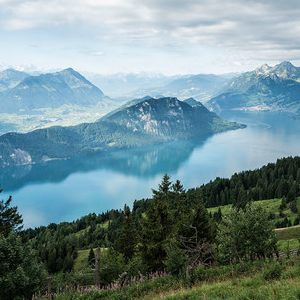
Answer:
0;191;23;236
115;205;136;262
88;248;95;268
140;175;173;271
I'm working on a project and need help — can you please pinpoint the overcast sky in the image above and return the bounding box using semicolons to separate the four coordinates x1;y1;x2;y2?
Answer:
0;0;300;75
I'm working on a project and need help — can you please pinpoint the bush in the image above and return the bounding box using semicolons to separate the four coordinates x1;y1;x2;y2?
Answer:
263;262;283;281
164;242;187;276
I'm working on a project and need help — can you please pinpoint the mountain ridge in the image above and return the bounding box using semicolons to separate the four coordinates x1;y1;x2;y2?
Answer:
208;61;300;114
0;68;111;113
0;96;245;167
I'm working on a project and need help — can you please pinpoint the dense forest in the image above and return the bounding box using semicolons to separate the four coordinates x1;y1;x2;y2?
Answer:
1;156;300;299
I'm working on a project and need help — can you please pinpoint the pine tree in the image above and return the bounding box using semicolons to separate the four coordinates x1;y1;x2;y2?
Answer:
177;201;215;272
140;175;173;271
116;205;136;262
0;192;23;236
88;248;95;268
172;179;184;194
290;200;298;214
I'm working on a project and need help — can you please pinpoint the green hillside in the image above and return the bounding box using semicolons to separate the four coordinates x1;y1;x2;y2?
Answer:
208;197;300;226
72;198;300;274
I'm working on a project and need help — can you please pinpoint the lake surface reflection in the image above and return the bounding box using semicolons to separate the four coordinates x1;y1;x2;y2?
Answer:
2;111;300;227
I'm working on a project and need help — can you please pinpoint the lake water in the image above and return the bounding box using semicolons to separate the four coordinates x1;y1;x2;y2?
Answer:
2;111;300;228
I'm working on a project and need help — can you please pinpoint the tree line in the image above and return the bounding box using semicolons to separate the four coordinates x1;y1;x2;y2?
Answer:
1;156;299;298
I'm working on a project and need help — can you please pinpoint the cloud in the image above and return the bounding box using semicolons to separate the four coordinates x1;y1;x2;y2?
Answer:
1;0;300;72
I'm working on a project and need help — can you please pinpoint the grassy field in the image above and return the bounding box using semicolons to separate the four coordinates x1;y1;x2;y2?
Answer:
55;258;300;300
162;276;300;300
276;225;300;240
208;197;300;221
208;197;300;224
74;248;108;273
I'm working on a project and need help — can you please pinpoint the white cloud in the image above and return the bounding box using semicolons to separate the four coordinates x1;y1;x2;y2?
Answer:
1;0;300;73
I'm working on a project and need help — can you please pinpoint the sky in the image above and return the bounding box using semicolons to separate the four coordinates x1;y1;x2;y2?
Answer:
0;0;300;75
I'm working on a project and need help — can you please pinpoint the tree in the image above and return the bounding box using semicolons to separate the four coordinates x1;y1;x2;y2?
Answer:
164;240;187;276
289;200;298;214
217;204;278;263
0;196;46;299
280;197;287;210
213;207;222;222
234;187;248;210
0;234;47;300
287;184;297;203
115;205;136;262
99;248;125;286
178;202;215;275
88;248;95;268
294;215;300;226
0;191;23;236
140;174;173;271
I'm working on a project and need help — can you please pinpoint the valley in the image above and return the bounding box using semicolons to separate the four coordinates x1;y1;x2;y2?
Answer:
2;2;300;299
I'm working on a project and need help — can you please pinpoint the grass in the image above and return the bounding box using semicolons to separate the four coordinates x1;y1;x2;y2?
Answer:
74;248;108;273
275;225;300;240
75;221;110;239
54;258;300;300
162;277;300;300
278;239;300;253
74;249;91;272
208;197;300;225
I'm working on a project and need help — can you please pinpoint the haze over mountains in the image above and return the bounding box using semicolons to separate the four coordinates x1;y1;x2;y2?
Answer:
0;60;299;166
1;60;299;116
88;72;233;102
0;96;244;167
0;69;29;92
0;68;112;113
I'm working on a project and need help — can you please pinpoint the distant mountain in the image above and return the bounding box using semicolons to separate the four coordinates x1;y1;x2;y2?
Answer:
87;72;232;102
86;72;176;98
0;68;111;113
255;61;300;80
132;74;231;103
0;97;245;167
183;97;205;108
208;61;300;114
0;69;29;92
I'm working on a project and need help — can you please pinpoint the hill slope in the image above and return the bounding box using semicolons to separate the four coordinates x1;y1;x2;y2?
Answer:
0;97;244;167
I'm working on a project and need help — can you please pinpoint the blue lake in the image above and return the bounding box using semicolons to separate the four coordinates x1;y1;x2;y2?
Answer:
2;111;300;228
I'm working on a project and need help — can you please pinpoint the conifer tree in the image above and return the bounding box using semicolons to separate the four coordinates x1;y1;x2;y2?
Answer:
88;248;95;268
0;191;23;236
116;205;136;262
140;174;173;271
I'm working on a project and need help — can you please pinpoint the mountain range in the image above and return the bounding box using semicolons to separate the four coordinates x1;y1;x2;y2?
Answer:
208;61;300;114
0;97;244;167
86;72;177;99
87;72;233;102
0;69;29;92
0;68;112;113
132;74;232;103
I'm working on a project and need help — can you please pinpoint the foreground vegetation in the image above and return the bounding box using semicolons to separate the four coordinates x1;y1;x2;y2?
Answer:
54;258;300;299
1;156;300;299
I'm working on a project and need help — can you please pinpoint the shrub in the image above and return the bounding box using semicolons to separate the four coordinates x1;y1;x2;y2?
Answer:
164;242;187;276
263;262;283;281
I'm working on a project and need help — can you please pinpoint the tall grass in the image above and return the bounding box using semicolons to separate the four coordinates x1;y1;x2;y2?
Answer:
52;258;300;300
